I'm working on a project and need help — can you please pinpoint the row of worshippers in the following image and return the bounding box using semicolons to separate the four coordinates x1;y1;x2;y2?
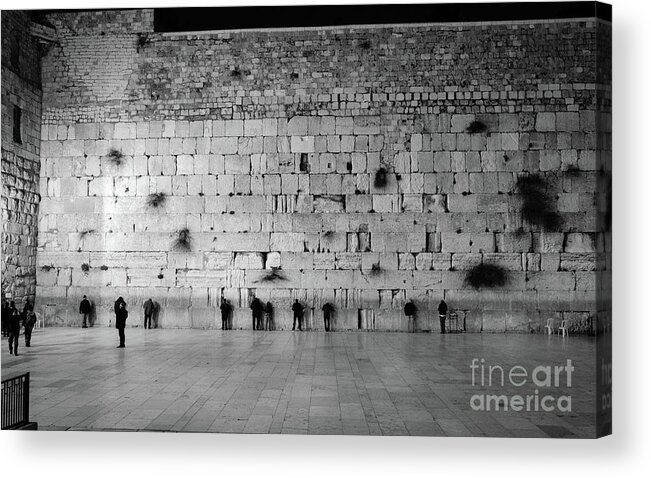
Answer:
220;297;336;332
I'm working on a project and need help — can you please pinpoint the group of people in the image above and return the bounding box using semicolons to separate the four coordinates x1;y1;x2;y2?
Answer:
218;298;336;332
78;296;155;348
2;299;38;355
4;295;451;354
403;299;450;333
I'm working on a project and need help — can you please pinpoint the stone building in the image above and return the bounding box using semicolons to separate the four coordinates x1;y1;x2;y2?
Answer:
1;6;611;332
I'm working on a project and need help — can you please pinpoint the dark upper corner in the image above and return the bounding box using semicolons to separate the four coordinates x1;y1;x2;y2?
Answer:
153;2;612;32
25;2;612;34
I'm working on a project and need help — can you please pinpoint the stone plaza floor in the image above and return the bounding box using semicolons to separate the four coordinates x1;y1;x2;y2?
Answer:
1;327;599;437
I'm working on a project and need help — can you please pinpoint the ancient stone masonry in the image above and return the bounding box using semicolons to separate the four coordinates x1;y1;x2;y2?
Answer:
1;11;45;306
34;9;611;332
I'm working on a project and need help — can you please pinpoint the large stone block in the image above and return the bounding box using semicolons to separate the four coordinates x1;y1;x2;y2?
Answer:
526;272;575;291
564;233;597;253
560;253;598;271
176;270;228;288
233;252;265;270
290;136;315;153
495;232;532;253
556;112;580;132
441;233;495;253
211;137;238;155
270;233;304;252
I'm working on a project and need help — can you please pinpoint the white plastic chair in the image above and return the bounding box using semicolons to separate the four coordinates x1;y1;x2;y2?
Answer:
34;311;44;329
544;318;555;335
558;320;569;337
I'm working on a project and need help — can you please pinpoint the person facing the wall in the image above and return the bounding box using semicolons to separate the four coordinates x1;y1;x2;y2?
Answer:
322;302;334;332
403;301;416;333
250;296;264;331
438;299;448;334
143;298;154;329
115;298;128;348
79;295;91;328
7;301;21;355
2;300;10;337
292;299;304;331
22;298;33;319
220;299;232;330
264;301;273;331
24;309;37;347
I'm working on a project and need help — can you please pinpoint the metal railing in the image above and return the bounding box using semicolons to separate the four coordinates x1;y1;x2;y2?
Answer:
1;372;30;429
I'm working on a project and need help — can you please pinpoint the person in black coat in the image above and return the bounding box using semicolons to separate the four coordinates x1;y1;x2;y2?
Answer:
115;298;128;348
291;299;304;331
7;301;21;355
24;310;37;347
220;299;232;330
250;297;264;330
264;301;274;331
143;298;154;329
404;301;416;333
438;300;448;334
22;299;33;318
1;300;10;337
79;295;92;328
322;302;334;332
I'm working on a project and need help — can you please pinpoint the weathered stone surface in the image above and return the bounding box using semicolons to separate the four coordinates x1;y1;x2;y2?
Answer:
21;11;609;330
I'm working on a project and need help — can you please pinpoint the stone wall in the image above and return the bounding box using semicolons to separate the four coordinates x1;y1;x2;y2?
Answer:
35;9;611;332
1;11;43;307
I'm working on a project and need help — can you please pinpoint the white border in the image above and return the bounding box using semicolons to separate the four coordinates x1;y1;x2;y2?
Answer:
2;1;649;477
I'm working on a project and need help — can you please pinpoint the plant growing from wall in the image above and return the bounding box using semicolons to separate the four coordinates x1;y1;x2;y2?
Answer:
256;268;287;283
81;263;90;273
40;264;55;271
147;192;167;208
369;262;382;276
466;120;488;134
563;164;582;176
77;229;95;252
172;228;192;252
464;263;508;289
515;174;562;231
136;33;150;52
374;167;388;188
230;67;250;79
107;148;124;166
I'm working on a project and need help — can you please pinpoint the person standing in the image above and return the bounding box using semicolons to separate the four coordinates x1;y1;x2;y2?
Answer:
2;300;10;337
250;297;263;331
322;302;334;332
143;298;154;329
79;295;91;328
220;299;232;330
438;299;448;334
264;301;273;331
115;299;128;348
7;301;21;355
24;310;37;347
22;298;33;319
292;299;304;331
404;301;416;333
